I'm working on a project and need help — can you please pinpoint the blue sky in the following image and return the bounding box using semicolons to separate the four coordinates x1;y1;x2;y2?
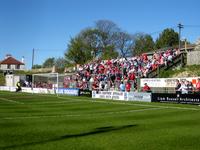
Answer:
0;0;200;69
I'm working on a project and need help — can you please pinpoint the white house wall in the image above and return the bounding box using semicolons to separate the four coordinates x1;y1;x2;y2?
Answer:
20;65;25;70
0;64;7;70
0;64;25;70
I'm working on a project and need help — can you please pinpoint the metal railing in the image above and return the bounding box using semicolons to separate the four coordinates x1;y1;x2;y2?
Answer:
146;52;186;78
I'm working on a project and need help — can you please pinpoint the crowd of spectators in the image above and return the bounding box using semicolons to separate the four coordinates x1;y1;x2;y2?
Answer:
64;48;181;92
33;82;53;89
175;78;200;94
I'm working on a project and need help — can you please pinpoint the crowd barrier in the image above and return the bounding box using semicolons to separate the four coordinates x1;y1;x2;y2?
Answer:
1;86;200;104
0;86;15;92
0;86;55;94
0;86;91;97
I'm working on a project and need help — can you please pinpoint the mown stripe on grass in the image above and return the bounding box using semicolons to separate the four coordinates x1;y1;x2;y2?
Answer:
26;100;84;105
1;92;199;111
93;100;200;111
57;96;200;111
0;97;24;104
53;95;200;111
1;107;164;120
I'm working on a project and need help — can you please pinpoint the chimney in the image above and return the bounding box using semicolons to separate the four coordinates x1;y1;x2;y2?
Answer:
5;54;12;59
21;56;24;63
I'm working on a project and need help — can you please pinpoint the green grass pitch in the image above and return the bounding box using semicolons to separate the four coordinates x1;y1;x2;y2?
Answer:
0;91;200;150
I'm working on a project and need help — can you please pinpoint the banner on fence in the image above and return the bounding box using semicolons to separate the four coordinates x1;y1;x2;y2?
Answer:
92;91;151;102
92;91;125;100
92;91;113;100
79;89;92;97
152;93;200;104
127;92;151;102
57;88;79;96
0;86;16;92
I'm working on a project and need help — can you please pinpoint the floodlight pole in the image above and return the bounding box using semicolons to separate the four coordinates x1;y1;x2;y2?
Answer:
56;73;59;96
32;74;34;94
32;48;35;69
178;23;184;50
178;23;184;67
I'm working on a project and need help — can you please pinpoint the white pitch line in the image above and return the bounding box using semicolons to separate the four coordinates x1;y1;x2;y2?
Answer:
0;97;24;104
1;107;164;120
30;100;82;104
57;96;88;102
23;96;86;105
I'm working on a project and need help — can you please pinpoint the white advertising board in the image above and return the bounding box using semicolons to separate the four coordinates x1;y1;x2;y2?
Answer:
127;92;151;102
0;86;55;94
93;91;125;100
140;77;200;88
92;91;151;102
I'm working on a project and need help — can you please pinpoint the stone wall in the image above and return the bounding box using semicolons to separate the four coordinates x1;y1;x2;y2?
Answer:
187;51;200;65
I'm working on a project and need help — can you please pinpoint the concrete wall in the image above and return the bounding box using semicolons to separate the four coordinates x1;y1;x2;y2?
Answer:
6;75;20;87
187;51;200;65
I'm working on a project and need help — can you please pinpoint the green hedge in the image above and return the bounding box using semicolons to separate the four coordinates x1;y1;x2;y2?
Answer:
0;74;5;86
159;65;200;78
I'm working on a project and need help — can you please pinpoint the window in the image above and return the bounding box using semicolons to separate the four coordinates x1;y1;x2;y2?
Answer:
16;64;20;69
7;64;11;69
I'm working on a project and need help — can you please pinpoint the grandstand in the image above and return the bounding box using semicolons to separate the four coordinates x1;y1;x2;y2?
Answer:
1;0;200;148
58;47;182;92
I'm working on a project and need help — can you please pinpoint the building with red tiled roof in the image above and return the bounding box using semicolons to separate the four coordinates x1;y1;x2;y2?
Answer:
0;54;25;70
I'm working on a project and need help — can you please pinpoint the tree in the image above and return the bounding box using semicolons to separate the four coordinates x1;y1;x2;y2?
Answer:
43;57;55;68
96;20;120;34
65;37;92;65
155;28;179;49
55;57;66;69
32;64;42;69
95;20;134;58
95;20;120;48
101;45;119;60
77;23;120;59
132;33;155;55
115;31;134;58
80;28;105;57
65;20;131;63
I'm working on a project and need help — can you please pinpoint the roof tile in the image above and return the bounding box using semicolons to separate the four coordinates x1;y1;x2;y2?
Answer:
0;57;24;65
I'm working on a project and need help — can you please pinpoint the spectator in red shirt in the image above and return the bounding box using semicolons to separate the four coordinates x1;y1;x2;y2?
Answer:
142;83;151;93
106;59;112;66
142;53;148;61
98;64;105;74
92;81;99;91
128;72;135;81
126;81;131;92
